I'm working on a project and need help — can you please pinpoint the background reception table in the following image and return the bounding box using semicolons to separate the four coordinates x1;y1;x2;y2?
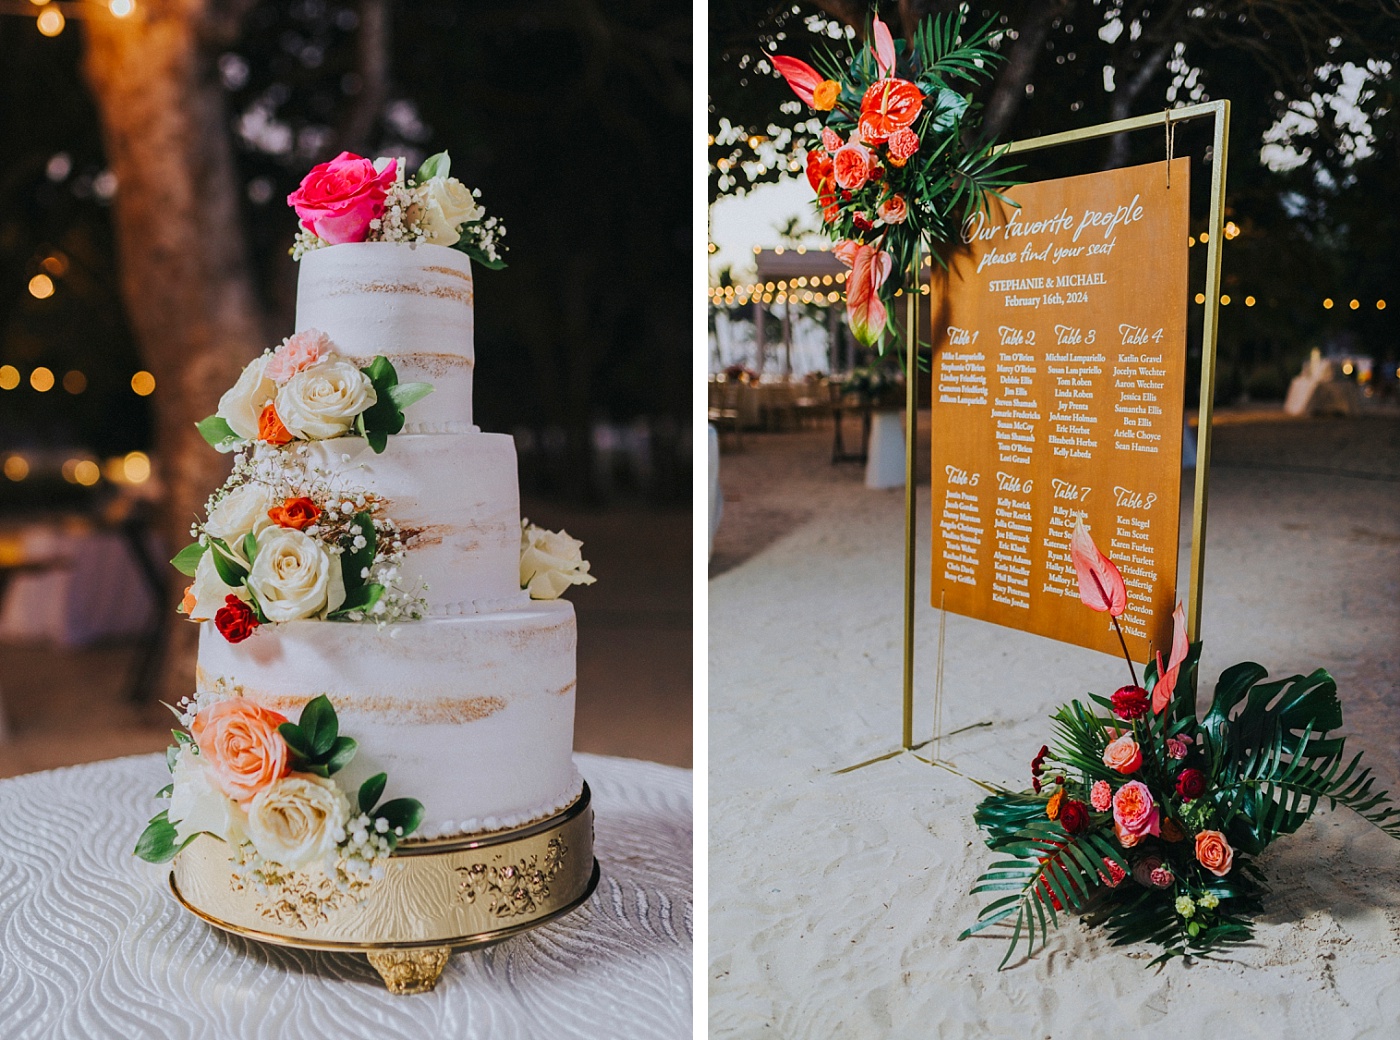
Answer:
0;752;692;1040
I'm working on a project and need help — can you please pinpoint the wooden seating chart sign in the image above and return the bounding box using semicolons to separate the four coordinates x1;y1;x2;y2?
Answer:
928;159;1190;660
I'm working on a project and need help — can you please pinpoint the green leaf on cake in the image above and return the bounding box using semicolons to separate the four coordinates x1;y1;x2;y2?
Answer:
134;810;198;863
242;532;259;567
387;382;433;411
208;538;249;587
170;542;208;577
278;722;315;759
155;783;173;799
453;240;507;269
357;356;416;454
328;582;384;620
325;736;358;775
415;150;450;183
297;695;339;758
359;772;388;814
195;415;244;453
375;798;425;839
338;511;377;591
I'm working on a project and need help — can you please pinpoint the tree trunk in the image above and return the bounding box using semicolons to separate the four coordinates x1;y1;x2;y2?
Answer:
981;0;1076;141
83;5;267;702
1102;40;1173;170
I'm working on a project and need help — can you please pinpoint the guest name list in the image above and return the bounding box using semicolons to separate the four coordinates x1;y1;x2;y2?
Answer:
928;159;1189;660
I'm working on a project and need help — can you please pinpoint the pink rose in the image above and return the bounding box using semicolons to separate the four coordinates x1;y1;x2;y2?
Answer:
287;152;397;245
878;194;908;225
1165;736;1189;759
1103;732;1143;775
1112;779;1160;843
833;141;873;190
1090;779;1112;812
264;329;332;383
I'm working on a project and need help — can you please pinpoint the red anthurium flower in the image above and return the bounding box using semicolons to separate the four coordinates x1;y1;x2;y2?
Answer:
834;242;893;346
858;79;925;145
806;149;834;194
872;13;896;77
1152;601;1190;714
772;55;823;107
1070;519;1127;617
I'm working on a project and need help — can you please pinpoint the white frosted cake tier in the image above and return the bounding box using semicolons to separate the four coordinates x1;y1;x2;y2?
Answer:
295;242;475;431
196;601;580;838
300;433;527;615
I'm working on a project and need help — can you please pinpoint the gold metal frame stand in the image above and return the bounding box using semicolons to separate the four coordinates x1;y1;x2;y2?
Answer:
838;99;1230;777
171;783;599;994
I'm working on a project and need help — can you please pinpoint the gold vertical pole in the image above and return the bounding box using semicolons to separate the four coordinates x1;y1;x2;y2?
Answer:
1187;101;1229;646
902;242;921;750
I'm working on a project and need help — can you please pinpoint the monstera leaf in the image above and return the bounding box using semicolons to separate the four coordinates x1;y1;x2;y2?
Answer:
1201;664;1400;856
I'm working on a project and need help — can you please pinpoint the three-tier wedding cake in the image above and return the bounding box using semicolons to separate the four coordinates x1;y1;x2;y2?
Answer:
143;151;598;994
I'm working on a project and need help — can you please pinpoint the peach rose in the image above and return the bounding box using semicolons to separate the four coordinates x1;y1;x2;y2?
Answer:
1195;829;1235;877
1111;779;1160;842
191;699;291;805
878;193;908;225
1102;732;1143;774
264;329;332;383
833;141;873;191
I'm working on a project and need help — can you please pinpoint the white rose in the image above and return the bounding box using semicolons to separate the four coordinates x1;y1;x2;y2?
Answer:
275;359;377;441
418;176;482;246
246;774;350;870
217;356;275;441
169;746;247;845
187;549;246;622
520;519;597;600
205;483;275;543
246;526;346;621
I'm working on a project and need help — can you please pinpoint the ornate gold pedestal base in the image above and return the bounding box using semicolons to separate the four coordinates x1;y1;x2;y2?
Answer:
366;947;453;994
170;783;598;994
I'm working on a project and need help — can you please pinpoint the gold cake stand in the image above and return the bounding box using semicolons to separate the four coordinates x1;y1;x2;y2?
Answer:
171;783;598;994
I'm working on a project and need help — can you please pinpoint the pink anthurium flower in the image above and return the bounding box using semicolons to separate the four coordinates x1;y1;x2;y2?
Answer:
1070;519;1127;617
843;244;893;346
772;55;823;107
872;14;896;76
1152;601;1189;714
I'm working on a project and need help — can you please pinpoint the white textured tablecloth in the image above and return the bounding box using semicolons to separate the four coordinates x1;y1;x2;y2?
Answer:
0;752;692;1040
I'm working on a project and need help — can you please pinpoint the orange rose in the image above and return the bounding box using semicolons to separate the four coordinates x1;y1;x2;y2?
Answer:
1045;788;1064;820
1194;829;1235;877
812;79;841;111
858;78;924;145
192;699;291;805
1102;732;1143;774
179;585;197;615
833;142;873;191
258;402;294;446
268;496;322;531
1161;817;1185;843
878;193;908;225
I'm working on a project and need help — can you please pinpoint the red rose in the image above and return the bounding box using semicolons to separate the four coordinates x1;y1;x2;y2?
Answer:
852;213;873;231
1111;684;1150;720
1176;767;1206;801
1059;799;1090;835
214;595;259;644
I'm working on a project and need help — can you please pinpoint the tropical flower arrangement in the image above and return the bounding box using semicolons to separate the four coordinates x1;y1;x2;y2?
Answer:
520;518;597;601
197;328;433;456
172;441;427;641
288;149;506;268
771;11;1017;345
961;520;1400;967
136;690;424;904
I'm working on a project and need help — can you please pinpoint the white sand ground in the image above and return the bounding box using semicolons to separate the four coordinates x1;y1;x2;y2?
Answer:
709;412;1400;1038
